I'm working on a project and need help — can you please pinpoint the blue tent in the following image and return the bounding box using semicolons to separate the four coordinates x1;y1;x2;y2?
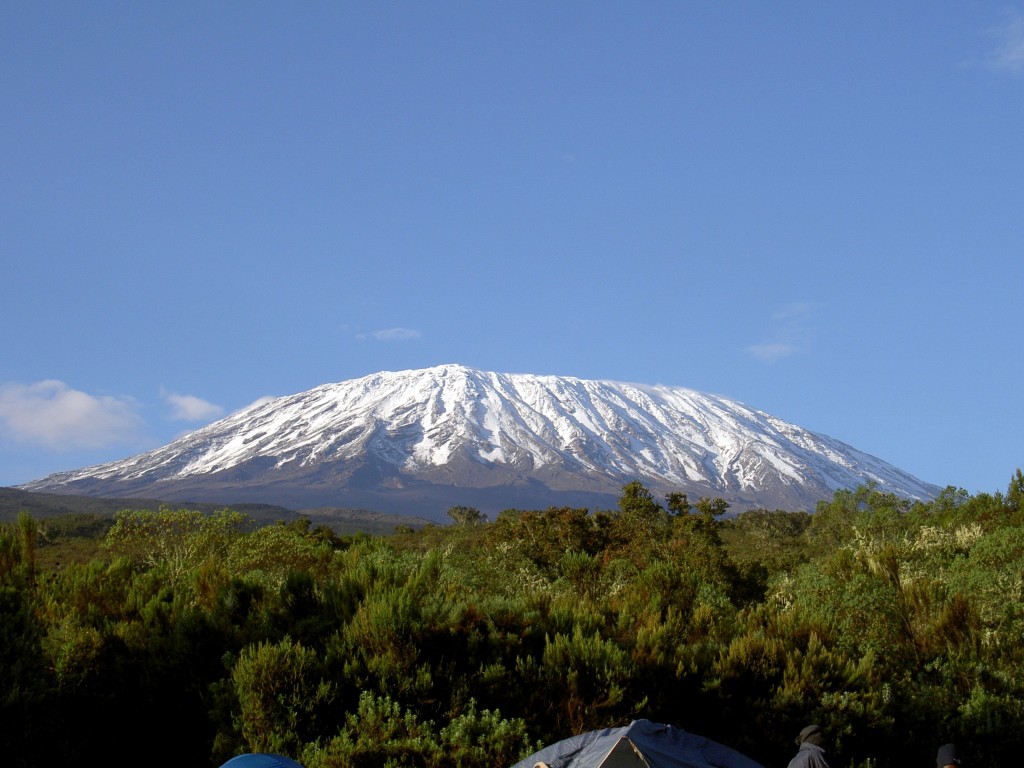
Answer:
218;754;305;768
511;719;765;768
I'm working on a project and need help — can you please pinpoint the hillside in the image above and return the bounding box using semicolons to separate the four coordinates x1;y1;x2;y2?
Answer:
0;487;433;535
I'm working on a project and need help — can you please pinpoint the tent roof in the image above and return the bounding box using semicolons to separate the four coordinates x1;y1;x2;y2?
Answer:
511;719;764;768
218;754;305;768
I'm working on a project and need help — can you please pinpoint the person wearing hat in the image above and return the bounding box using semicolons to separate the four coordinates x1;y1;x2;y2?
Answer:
936;743;961;768
786;724;831;768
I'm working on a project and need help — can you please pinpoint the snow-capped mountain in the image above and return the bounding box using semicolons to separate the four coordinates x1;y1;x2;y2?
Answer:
20;365;941;519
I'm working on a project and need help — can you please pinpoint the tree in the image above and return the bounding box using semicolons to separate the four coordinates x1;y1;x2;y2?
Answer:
16;511;37;581
1005;468;1024;514
685;496;729;541
517;624;639;735
0;512;39;587
611;481;670;548
103;507;249;588
0;581;50;766
230;637;334;756
666;491;690;516
447;506;486;526
618;481;661;518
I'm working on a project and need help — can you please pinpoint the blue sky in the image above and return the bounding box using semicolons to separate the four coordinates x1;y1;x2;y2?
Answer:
2;2;1022;497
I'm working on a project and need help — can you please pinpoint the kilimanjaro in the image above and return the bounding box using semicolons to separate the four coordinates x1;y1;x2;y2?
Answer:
19;364;941;520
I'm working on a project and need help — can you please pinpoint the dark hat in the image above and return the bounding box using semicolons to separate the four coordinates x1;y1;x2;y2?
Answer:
797;724;825;747
936;743;960;767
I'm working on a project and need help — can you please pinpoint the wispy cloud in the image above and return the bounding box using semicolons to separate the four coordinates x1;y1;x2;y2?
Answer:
0;380;143;450
359;327;422;342
240;395;277;411
746;343;799;363
745;302;820;364
161;389;224;422
770;302;818;321
987;10;1024;74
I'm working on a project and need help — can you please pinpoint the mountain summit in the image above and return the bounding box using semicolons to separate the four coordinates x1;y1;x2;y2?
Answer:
20;365;940;519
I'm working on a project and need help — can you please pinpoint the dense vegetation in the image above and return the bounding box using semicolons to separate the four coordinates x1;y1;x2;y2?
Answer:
3;473;1024;767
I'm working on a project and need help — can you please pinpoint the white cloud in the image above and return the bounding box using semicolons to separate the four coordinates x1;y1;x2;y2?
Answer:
362;327;422;341
161;390;224;421
987;11;1024;74
0;380;143;450
746;303;820;363
746;343;799;363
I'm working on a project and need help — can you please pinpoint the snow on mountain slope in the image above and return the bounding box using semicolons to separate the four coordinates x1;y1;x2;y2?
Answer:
19;365;941;516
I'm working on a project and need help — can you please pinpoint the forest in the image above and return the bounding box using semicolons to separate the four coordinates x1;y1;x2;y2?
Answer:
2;473;1024;768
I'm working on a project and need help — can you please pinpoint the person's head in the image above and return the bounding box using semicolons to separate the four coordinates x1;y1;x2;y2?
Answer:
796;724;825;748
936;743;960;768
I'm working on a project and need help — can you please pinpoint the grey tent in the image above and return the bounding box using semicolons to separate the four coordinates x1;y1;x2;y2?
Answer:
510;719;765;768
